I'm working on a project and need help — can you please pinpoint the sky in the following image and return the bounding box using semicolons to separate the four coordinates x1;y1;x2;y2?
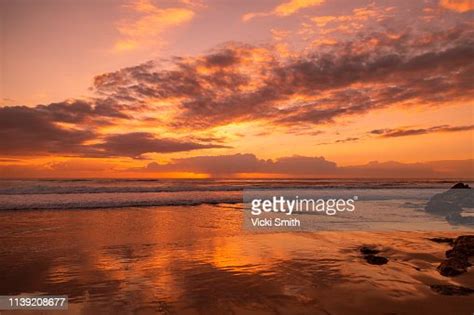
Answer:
0;0;473;178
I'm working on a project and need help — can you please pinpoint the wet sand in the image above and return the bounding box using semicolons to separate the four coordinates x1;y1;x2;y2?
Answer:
0;204;473;314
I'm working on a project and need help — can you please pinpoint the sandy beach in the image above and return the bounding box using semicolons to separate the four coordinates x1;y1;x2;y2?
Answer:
1;201;473;314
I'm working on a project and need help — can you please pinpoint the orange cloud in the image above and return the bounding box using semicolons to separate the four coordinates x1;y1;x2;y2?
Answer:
243;0;325;21
92;24;474;135
274;0;325;16
311;15;338;27
114;0;195;52
439;0;474;12
270;28;291;41
310;5;383;31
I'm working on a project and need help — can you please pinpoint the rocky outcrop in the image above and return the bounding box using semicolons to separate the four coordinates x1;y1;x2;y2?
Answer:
451;183;471;189
438;257;471;276
359;246;388;265
430;284;474;296
446;235;474;258
437;235;474;277
365;255;389;265
446;213;474;225
428;237;454;245
425;182;474;225
359;246;380;255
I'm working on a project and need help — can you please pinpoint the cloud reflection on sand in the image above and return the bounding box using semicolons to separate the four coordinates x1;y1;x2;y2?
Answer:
0;205;473;314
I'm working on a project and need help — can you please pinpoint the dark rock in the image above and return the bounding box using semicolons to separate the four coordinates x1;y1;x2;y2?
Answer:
449;235;474;257
425;184;474;215
446;213;474;225
451;182;471;189
437;235;474;277
437;257;471;276
358;246;389;265
430;284;474;296
359;246;380;255
364;255;388;265
428;237;454;245
426;200;463;214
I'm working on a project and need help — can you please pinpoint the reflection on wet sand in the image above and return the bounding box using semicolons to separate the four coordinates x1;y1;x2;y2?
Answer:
0;204;473;314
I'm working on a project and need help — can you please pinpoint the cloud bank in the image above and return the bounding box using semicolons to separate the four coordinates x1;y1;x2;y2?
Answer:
1;154;471;178
142;154;473;178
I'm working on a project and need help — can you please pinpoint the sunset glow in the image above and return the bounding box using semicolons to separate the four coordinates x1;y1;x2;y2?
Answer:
1;0;473;178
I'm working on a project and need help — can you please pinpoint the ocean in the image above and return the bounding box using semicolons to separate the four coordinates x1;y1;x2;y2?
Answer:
0;178;465;210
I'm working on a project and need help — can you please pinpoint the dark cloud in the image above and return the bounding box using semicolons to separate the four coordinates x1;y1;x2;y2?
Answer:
204;48;241;68
91;132;229;159
268;155;338;175
0;104;226;157
340;161;442;178
189;135;229;143
271;38;474;125
0;99;132;156
335;137;359;143
0;105;96;156
371;124;474;137
0;158;21;162
317;124;474;145
36;99;129;123
146;153;337;176
93;46;251;105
